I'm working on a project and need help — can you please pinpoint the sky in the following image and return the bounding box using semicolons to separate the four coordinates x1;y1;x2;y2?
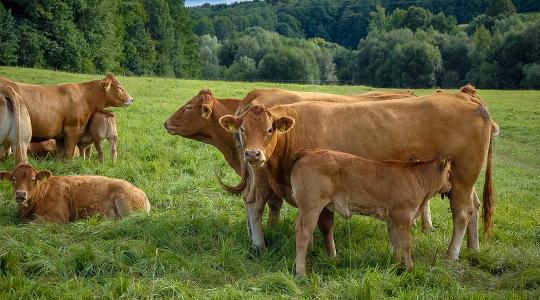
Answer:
185;0;251;7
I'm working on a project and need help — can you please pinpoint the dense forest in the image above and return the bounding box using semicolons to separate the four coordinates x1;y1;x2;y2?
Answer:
1;0;539;88
0;0;199;78
191;0;540;88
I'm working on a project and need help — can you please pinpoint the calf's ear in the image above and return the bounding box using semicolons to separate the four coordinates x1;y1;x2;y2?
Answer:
36;170;52;181
0;172;12;181
274;116;295;133
100;80;111;91
219;115;241;133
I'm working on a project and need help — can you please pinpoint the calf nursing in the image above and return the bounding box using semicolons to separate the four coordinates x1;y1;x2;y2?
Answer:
291;149;452;275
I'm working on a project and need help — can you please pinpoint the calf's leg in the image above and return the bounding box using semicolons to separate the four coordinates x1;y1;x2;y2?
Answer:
317;208;336;257
466;188;480;251
108;136;117;163
267;193;283;228
295;209;321;276
420;200;433;233
94;140;104;163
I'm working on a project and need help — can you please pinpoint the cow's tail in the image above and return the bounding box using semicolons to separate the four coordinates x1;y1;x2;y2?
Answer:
5;86;26;164
216;163;248;195
482;124;496;239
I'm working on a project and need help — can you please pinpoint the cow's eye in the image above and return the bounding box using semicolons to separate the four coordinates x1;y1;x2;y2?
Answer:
184;106;192;110
267;128;273;134
239;127;245;133
31;177;36;182
10;177;15;182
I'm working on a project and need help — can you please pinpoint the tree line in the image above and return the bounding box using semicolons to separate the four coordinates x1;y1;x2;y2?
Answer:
194;0;540;88
1;0;539;89
0;0;199;78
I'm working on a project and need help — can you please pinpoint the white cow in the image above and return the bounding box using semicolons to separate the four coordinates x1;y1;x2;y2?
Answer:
0;84;31;164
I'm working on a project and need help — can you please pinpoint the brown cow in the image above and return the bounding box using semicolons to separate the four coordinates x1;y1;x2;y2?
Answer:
164;88;424;238
0;84;31;164
77;110;118;163
0;164;150;223
0;74;133;158
291;149;452;275
27;110;118;162
219;86;497;260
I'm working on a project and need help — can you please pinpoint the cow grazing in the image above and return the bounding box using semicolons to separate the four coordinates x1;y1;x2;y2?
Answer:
219;86;497;260
77;110;118;163
0;74;133;158
291;149;452;275
0;164;150;223
0;84;31;164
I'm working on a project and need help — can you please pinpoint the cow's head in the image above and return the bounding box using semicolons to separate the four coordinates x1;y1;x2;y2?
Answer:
164;89;216;141
219;104;294;166
438;159;452;195
0;164;52;206
100;73;134;107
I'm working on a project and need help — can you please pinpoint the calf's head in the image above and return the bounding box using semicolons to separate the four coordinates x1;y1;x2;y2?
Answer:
438;159;452;195
219;104;295;166
0;164;52;206
101;73;134;107
164;89;216;140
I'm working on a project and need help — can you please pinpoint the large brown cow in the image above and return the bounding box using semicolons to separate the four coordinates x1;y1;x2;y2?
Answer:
0;74;133;158
163;88;424;235
219;86;497;260
291;149;452;275
0;84;31;164
0;164;150;223
28;110;119;162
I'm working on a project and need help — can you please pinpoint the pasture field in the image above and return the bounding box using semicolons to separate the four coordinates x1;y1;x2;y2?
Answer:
0;66;538;299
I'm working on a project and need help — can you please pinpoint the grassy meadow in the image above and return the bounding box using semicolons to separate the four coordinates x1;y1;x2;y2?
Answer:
0;66;538;299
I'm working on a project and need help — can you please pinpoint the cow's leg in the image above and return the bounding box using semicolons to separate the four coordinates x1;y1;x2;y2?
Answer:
245;189;267;249
109;136;117;163
295;209;320;276
447;182;475;260
85;146;92;159
267;193;283;228
0;143;10;161
387;222;402;265
94;140;104;163
317;208;336;258
467;188;480;251
420;200;434;233
62;127;80;159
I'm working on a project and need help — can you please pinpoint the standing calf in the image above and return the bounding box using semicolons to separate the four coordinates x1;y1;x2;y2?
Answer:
0;164;150;223
291;149;452;275
77;109;118;163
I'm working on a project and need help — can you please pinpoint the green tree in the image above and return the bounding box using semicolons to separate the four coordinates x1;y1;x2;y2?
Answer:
487;0;516;18
390;41;442;87
225;56;257;81
258;46;319;83
0;6;18;65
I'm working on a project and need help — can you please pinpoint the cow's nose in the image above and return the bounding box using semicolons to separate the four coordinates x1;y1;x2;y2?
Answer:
15;190;27;200
130;98;135;102
245;149;262;159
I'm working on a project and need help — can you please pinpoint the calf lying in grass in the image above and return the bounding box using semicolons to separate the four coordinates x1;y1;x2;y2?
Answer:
0;164;150;223
291;149;452;275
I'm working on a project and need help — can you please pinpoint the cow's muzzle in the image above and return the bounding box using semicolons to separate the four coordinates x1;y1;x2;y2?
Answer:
163;121;177;134
124;98;134;106
245;149;266;166
15;190;27;202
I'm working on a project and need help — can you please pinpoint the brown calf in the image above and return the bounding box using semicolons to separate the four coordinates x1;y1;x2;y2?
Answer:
0;164;150;223
77;110;118;163
291;149;452;275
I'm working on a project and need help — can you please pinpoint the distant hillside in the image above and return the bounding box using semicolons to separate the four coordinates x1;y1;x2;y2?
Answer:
190;0;540;48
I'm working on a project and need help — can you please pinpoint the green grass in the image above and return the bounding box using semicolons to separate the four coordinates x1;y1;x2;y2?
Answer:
0;66;539;299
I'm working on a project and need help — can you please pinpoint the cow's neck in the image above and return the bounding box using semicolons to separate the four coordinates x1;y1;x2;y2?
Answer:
209;98;242;174
265;134;294;202
79;81;108;112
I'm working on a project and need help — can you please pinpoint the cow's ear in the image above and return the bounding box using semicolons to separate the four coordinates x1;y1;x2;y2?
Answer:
274;116;295;133
36;170;52;181
201;104;213;119
0;172;12;181
100;80;111;91
219;115;241;133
